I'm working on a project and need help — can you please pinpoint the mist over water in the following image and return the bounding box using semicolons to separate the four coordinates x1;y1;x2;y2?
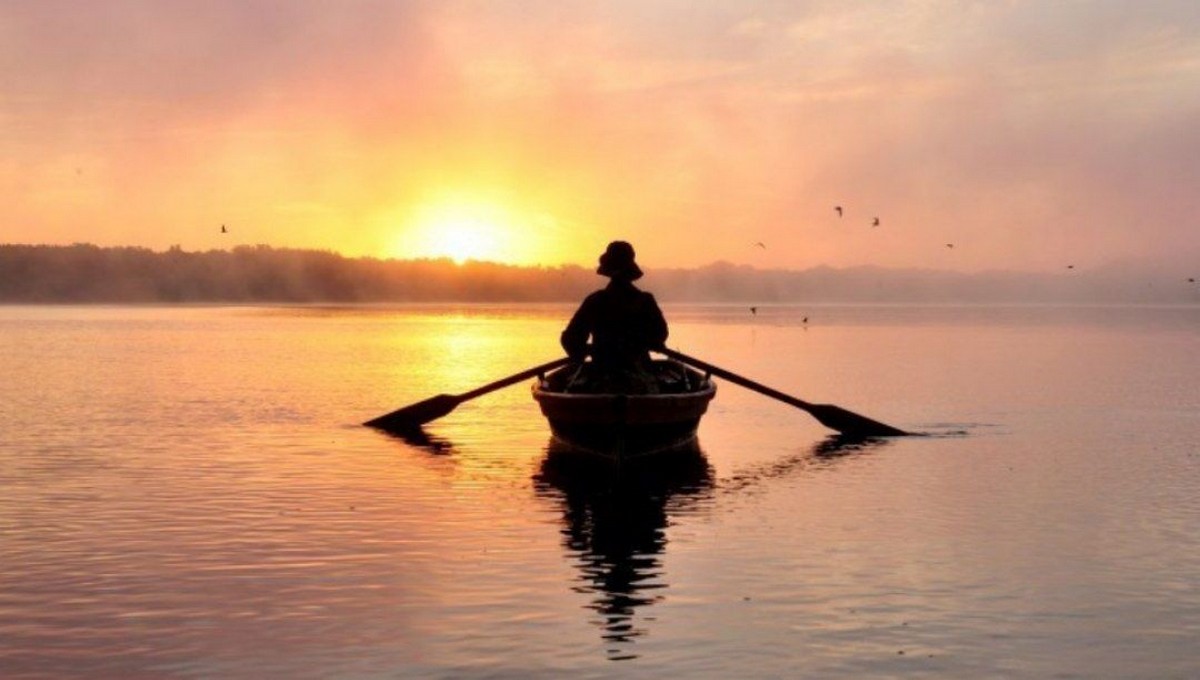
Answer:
1;303;1198;678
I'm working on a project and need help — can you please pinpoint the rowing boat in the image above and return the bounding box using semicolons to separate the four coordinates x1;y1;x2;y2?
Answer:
531;360;716;459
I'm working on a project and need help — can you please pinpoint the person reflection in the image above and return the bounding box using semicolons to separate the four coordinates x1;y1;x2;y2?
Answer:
533;444;713;661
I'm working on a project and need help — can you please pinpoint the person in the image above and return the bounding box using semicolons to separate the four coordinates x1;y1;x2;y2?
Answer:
560;241;669;393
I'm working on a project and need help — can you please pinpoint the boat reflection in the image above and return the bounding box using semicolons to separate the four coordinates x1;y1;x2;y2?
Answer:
533;441;714;661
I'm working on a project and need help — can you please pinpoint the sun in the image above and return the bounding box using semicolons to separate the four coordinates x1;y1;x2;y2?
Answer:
390;195;522;265
376;187;585;266
420;204;502;264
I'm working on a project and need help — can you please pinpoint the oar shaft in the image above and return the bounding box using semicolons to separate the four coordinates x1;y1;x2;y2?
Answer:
365;356;574;429
659;348;813;409
660;347;909;436
458;357;572;401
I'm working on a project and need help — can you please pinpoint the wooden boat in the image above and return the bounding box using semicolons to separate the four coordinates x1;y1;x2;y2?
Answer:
531;360;716;459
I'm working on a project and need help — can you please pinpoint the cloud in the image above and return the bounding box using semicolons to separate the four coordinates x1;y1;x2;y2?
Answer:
2;2;437;101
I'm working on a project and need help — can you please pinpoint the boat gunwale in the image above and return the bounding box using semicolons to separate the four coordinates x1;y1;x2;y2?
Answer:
530;381;716;402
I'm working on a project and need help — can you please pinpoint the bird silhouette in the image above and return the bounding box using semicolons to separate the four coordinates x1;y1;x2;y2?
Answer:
754;242;765;249
221;224;227;234
835;206;843;217
872;217;880;227
1067;265;1075;269
801;316;808;324
1189;278;1196;283
750;306;758;315
945;243;954;249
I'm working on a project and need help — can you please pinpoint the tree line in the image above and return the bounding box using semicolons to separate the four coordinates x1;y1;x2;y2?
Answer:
0;244;598;303
0;243;1193;304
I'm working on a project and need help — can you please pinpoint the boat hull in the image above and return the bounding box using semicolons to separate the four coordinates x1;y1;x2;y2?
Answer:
546;414;705;458
532;367;716;459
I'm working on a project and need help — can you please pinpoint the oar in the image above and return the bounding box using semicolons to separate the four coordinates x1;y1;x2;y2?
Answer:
364;356;572;431
658;347;910;437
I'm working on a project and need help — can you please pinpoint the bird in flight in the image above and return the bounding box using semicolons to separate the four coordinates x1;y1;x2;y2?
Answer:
872;217;880;227
1067;265;1075;270
221;224;227;233
945;243;954;249
1189;278;1196;283
835;206;843;217
754;242;766;249
750;306;758;315
801;316;808;324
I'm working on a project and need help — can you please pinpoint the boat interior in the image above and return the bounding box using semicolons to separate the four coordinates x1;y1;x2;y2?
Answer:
541;359;711;395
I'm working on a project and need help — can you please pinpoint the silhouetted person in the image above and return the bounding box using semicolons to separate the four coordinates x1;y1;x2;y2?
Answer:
561;241;668;393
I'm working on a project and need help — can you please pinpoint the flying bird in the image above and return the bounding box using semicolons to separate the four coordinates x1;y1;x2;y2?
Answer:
750;306;758;315
835;206;843;217
945;243;954;249
221;224;227;233
802;316;808;324
872;217;880;227
754;242;766;249
1189;278;1196;283
1067;265;1075;269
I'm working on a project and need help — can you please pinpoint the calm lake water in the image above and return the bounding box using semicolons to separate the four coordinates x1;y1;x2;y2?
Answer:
2;303;1198;679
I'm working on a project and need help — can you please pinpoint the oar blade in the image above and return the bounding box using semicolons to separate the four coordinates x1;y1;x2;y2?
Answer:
363;394;461;430
807;403;908;437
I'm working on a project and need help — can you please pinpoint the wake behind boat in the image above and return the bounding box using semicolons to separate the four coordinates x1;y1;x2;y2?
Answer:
532;359;716;460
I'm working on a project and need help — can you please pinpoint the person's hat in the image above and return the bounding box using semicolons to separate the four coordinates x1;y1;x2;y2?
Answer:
596;241;643;280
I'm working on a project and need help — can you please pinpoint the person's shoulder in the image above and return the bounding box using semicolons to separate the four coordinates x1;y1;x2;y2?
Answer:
580;288;608;305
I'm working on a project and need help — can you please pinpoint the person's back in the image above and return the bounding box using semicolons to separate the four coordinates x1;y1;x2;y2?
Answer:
560;241;668;391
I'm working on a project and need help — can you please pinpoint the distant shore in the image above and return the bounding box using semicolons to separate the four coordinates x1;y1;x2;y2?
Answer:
2;243;1196;304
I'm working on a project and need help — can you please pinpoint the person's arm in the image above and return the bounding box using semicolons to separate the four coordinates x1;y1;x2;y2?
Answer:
560;296;595;360
643;292;668;350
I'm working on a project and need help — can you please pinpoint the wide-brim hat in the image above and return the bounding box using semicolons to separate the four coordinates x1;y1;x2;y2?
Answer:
596;240;643;280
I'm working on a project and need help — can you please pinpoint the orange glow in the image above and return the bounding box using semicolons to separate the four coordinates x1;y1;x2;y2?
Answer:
401;199;508;264
381;189;577;266
4;3;1195;274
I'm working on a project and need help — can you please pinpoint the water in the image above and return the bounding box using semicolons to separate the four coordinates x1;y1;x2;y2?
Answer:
1;303;1198;679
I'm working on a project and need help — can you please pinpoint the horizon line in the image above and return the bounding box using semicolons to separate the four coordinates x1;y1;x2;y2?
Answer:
2;241;1179;278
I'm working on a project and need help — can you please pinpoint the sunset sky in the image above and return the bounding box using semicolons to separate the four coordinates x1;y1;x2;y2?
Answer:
3;1;1198;272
